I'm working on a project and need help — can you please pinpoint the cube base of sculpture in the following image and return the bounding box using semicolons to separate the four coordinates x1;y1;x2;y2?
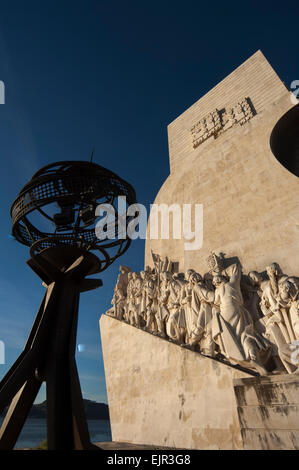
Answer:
234;374;299;450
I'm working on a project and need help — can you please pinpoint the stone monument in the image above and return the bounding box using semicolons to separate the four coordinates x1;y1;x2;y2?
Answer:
100;51;299;450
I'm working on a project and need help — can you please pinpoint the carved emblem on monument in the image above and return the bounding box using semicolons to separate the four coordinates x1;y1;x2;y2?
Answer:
191;97;256;148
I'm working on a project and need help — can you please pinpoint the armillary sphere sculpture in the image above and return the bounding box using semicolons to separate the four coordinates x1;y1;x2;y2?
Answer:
0;161;136;450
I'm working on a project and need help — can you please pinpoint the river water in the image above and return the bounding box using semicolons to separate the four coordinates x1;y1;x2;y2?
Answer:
0;417;112;448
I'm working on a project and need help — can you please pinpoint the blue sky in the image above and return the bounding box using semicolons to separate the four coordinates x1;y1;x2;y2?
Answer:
0;1;298;404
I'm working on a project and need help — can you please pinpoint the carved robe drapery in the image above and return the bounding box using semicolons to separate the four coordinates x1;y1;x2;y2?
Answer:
212;263;266;363
183;284;200;339
290;299;299;339
192;283;215;332
166;280;184;340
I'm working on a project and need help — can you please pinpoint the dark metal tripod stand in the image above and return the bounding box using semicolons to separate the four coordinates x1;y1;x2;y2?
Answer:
0;246;103;450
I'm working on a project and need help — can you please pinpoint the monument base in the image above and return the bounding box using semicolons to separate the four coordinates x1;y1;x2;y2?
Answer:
100;315;252;450
233;374;299;450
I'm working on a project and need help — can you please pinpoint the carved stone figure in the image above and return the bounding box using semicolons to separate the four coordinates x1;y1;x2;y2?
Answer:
188;276;215;356
106;285;118;317
273;279;299;373
166;278;185;343
246;270;285;372
289;296;299;340
243;271;264;323
127;272;143;327
181;270;199;343
212;263;270;375
125;272;135;324
108;266;131;320
249;265;299;373
155;271;171;338
172;273;188;343
143;272;159;333
275;280;297;343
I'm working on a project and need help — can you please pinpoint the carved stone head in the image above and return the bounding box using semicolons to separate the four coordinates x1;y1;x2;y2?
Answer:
279;280;297;301
140;270;149;280
173;272;185;282
186;269;195;281
248;271;264;286
266;262;283;278
120;265;131;274
212;274;228;287
190;272;202;284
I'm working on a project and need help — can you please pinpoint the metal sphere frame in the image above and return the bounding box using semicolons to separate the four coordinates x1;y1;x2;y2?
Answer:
0;160;137;450
11;160;136;271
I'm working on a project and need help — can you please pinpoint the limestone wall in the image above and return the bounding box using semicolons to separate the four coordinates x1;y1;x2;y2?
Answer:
234;374;299;450
100;314;250;450
144;50;299;276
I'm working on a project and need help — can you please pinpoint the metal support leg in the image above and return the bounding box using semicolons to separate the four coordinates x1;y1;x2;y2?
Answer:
0;376;42;450
0;249;102;450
